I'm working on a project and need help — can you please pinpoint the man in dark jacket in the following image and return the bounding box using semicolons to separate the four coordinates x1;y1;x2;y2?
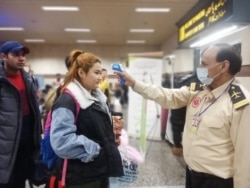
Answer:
0;41;41;188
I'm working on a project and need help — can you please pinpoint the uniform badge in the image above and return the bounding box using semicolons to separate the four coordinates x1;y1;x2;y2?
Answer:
228;84;249;110
190;115;201;134
192;96;201;108
189;82;205;91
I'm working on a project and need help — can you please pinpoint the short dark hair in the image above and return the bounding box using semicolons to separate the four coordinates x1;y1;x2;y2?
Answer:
214;44;242;75
65;55;71;70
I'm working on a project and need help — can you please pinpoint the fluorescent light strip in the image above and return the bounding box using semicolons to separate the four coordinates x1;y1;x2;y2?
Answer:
25;39;45;43
76;40;96;43
130;29;155;33
190;25;247;48
65;28;90;32
168;55;176;59
42;6;79;11
0;27;24;31
135;8;170;12
127;40;146;44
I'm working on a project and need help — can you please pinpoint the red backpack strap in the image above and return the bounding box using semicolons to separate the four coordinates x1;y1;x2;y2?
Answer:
60;159;68;187
48;175;56;188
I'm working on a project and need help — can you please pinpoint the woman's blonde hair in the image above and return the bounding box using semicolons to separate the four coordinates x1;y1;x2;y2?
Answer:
61;50;101;92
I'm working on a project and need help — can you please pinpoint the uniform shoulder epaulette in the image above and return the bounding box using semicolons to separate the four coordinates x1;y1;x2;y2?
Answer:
228;84;249;110
189;82;204;91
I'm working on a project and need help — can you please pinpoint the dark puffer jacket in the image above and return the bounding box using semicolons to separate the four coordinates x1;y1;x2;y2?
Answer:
0;63;41;183
53;93;123;185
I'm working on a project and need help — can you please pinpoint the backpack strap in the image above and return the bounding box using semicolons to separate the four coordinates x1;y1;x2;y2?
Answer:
60;89;81;187
61;159;68;187
63;89;80;118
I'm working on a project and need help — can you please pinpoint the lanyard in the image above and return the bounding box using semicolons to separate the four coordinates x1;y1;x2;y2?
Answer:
198;80;234;116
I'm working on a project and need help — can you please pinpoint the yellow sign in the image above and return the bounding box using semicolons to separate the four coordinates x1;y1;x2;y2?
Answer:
178;0;232;43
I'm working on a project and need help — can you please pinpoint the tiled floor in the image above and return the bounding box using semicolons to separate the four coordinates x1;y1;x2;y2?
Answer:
123;138;186;188
120;106;186;188
110;105;186;188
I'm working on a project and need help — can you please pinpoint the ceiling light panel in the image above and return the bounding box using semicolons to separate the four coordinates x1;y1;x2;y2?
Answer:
76;40;96;43
126;40;146;44
135;8;170;13
190;25;246;48
42;6;79;11
0;27;24;31
64;28;90;32
130;29;155;33
25;39;45;43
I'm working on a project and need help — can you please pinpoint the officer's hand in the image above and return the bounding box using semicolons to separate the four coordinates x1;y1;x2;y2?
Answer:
114;71;135;87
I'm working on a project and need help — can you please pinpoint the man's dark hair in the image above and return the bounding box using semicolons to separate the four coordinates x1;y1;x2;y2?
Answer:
215;44;242;75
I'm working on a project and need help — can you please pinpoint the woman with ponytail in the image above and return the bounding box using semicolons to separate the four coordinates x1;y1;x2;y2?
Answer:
50;50;123;188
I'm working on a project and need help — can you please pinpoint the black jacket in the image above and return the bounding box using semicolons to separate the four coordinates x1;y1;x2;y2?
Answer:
0;63;41;183
53;93;123;185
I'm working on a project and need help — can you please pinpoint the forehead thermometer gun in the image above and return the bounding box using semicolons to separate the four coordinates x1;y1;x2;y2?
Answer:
111;63;125;84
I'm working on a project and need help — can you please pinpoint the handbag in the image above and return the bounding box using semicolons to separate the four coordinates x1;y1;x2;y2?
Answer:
109;129;144;187
29;156;50;186
30;154;68;188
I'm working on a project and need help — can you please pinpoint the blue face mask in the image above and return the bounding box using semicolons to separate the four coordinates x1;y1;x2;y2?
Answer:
196;67;213;85
196;63;222;85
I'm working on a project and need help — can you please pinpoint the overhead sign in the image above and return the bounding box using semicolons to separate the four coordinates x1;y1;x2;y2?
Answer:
177;0;233;43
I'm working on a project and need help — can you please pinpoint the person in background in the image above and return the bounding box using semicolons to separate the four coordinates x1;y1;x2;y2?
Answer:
43;56;72;124
114;43;250;188
99;68;110;102
170;74;200;156
55;55;71;99
120;84;128;107
161;73;171;89
0;41;41;188
161;73;171;140
50;50;123;188
29;69;39;92
111;83;123;113
52;73;63;88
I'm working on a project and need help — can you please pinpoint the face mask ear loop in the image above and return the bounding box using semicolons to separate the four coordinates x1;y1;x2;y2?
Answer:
212;63;224;80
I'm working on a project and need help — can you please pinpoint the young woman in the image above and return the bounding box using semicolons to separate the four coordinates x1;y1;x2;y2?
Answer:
50;50;123;188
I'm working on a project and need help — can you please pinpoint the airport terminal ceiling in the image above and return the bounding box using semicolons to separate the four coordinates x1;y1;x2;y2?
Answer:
0;0;199;46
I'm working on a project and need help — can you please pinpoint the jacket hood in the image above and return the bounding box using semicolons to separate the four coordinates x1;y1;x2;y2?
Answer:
66;79;107;110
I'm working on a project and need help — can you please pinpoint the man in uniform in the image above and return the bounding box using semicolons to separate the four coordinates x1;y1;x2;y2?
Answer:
114;43;250;188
